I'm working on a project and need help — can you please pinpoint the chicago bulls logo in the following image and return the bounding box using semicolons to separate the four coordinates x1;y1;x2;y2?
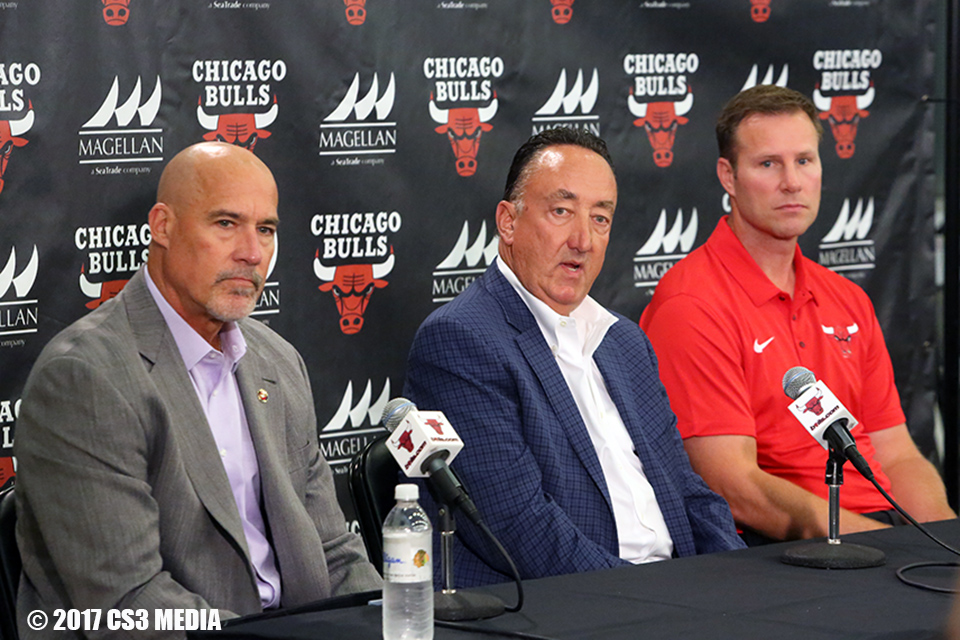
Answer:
344;0;366;25
813;84;873;159
396;429;414;453
0;101;34;196
79;267;128;310
0;457;13;491
822;323;858;357
550;0;574;24
800;389;825;416
750;0;770;23
102;0;131;25
429;94;498;177
424;418;444;435
628;88;693;168
196;96;278;153
314;249;394;334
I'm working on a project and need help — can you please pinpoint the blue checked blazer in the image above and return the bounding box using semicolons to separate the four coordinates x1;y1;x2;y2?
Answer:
403;263;744;588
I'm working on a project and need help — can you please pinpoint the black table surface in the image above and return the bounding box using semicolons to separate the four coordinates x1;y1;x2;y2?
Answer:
196;520;960;640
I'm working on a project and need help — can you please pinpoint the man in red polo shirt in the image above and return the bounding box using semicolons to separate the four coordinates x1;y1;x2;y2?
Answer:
640;85;954;543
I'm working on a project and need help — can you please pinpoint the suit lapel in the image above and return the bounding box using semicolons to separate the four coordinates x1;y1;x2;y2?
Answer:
483;266;612;507
123;271;252;563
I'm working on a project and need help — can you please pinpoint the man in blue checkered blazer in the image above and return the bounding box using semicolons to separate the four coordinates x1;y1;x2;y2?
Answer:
403;129;744;588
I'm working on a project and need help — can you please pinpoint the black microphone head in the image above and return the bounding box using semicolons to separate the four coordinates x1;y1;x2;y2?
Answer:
783;366;817;400
381;397;417;432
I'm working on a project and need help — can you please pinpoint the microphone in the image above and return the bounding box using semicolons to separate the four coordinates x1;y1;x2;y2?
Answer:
380;397;481;524
782;366;874;481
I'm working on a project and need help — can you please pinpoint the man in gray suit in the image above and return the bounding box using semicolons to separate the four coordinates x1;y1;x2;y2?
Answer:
14;142;381;636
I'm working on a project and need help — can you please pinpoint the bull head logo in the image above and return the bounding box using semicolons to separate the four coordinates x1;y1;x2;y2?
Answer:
627;88;693;168
424;418;444;435
196;96;278;153
102;0;131;26
0;457;13;491
813;84;874;159
344;0;366;25
822;323;859;357
801;389;825;416
550;0;574;24
79;266;129;310
396;429;414;453
0;101;34;196
314;248;394;334
429;94;498;177
750;0;771;23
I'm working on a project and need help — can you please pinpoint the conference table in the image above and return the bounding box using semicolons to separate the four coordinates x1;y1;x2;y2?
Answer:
197;520;960;640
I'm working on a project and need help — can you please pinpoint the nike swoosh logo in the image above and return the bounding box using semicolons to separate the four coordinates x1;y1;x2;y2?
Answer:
753;337;775;353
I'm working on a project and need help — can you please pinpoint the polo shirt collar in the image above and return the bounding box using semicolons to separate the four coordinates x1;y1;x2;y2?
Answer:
709;216;815;309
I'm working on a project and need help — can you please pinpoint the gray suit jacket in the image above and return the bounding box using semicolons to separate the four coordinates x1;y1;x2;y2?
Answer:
14;270;380;638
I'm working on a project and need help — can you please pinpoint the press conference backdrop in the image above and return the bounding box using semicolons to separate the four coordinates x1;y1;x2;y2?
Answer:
0;0;940;529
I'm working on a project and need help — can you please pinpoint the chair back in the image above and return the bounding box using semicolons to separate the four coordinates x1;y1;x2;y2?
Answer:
0;485;20;640
348;434;399;573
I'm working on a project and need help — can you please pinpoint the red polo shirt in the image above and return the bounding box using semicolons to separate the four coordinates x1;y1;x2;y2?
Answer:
640;217;899;513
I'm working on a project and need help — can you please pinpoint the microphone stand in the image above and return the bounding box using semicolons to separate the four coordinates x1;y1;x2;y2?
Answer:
433;504;506;621
781;439;886;569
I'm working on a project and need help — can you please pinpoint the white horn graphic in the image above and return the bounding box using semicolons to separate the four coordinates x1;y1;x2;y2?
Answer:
313;252;336;282
372;250;395;279
196;97;218;131
79;267;103;299
675;89;694;117
627;93;647;118
255;98;279;129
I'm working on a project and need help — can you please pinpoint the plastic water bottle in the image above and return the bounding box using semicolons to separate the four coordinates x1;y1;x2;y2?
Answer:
382;483;434;640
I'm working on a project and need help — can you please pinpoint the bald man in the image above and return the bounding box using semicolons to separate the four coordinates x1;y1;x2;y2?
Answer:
14;143;380;638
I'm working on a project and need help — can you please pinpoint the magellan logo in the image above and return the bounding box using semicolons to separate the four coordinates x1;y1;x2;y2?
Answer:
311;210;401;334
812;49;880;159
79;76;163;167
750;0;771;22
101;0;132;25
424;56;502;177
251;236;280;318
193;59;286;152
624;53;698;168
319;379;391;474
633;208;697;289
432;221;498;303
0;245;39;337
75;223;149;309
532;68;599;136
0;62;41;196
549;0;574;24
818;198;875;275
320;72;396;162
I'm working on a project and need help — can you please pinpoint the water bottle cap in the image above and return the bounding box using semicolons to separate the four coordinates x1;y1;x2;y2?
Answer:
394;483;419;501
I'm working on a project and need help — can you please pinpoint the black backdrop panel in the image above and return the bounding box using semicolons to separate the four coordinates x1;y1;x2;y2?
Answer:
0;0;938;529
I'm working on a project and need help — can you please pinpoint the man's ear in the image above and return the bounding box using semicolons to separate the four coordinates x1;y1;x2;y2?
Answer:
717;157;736;198
496;200;517;246
148;203;173;250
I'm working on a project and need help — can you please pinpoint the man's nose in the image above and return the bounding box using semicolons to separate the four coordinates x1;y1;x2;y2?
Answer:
235;227;264;264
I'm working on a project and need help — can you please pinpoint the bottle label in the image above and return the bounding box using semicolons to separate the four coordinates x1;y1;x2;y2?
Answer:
382;531;432;583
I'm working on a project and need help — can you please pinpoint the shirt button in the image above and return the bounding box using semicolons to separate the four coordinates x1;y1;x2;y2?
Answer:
779;295;786;301
799;341;806;348
219;449;227;458
792;315;797;321
212;390;218;397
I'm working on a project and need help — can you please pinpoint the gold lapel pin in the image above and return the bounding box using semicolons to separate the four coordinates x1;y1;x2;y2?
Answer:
257;389;269;403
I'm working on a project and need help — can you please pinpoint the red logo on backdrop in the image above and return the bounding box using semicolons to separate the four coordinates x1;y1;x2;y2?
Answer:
344;0;366;25
750;0;770;23
801;390;825;416
196;96;278;153
429;94;498;177
0;101;34;196
627;88;693;168
424;418;444;435
396;429;414;452
550;0;574;24
79;267;128;310
313;248;394;334
102;0;131;26
0;458;12;491
822;323;858;357
813;85;874;159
